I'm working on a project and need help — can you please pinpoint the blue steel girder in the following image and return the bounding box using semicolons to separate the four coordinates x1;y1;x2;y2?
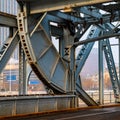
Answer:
75;26;101;106
49;10;120;26
0;30;19;74
16;0;120;26
76;84;98;106
17;0;120;30
73;30;120;46
17;10;69;93
27;13;65;37
75;26;101;80
103;39;120;100
94;2;120;13
101;23;120;101
79;7;102;19
104;23;120;34
49;11;83;24
15;0;120;106
17;3;99;105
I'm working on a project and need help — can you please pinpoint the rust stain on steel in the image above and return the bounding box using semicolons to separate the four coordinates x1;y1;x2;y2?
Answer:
1;104;120;120
25;0;113;14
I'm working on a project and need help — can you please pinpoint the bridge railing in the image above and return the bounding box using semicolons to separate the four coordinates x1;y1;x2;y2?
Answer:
78;91;115;105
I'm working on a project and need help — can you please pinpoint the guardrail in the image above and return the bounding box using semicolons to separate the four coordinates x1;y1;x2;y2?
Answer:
0;95;75;117
89;92;115;103
78;91;115;105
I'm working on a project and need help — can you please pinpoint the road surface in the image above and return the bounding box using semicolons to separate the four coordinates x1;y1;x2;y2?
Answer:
1;106;120;120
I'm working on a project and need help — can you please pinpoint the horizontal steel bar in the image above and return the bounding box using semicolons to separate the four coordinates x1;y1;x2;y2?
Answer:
0;30;19;74
110;44;120;46
0;95;75;101
74;32;120;46
0;12;17;27
0;95;75;116
17;0;112;14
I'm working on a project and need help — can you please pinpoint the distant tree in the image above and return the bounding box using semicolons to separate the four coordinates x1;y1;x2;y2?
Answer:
104;71;112;90
82;77;93;90
81;70;112;91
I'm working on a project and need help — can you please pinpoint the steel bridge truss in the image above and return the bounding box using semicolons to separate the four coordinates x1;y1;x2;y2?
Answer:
0;0;120;106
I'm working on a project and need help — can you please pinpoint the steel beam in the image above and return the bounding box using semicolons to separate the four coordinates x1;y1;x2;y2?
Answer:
75;26;101;106
0;95;74;116
17;11;68;93
75;26;101;79
0;30;19;74
74;32;120;46
50;11;120;25
103;39;120;101
99;40;104;104
119;39;120;85
0;12;17;27
76;85;98;106
79;7;102;19
95;3;120;13
49;11;83;23
17;0;112;14
19;43;27;95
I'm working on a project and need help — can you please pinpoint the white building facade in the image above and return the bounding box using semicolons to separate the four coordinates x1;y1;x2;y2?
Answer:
0;0;18;58
0;0;17;46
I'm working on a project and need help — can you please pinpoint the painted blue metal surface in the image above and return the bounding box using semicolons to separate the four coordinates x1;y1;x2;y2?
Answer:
103;39;120;99
101;23;120;100
75;26;101;106
16;0;120;105
18;12;69;93
75;26;101;80
0;30;19;74
0;0;120;108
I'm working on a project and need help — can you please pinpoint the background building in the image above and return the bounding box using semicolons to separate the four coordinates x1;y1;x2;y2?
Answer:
0;0;18;58
0;1;46;94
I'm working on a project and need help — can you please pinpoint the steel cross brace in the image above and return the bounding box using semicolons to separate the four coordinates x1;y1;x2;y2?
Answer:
17;0;112;14
102;23;120;101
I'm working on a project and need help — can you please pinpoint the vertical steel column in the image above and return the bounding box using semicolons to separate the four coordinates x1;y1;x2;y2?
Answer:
118;39;120;81
70;46;76;93
9;27;13;92
19;43;27;95
9;27;13;38
103;39;120;102
19;43;22;95
71;46;77;107
63;28;75;92
99;40;104;104
63;27;76;107
59;37;64;57
26;63;32;85
18;2;28;95
23;60;27;95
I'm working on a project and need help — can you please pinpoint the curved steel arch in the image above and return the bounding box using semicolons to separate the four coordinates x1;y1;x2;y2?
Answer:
18;12;69;93
17;10;98;105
